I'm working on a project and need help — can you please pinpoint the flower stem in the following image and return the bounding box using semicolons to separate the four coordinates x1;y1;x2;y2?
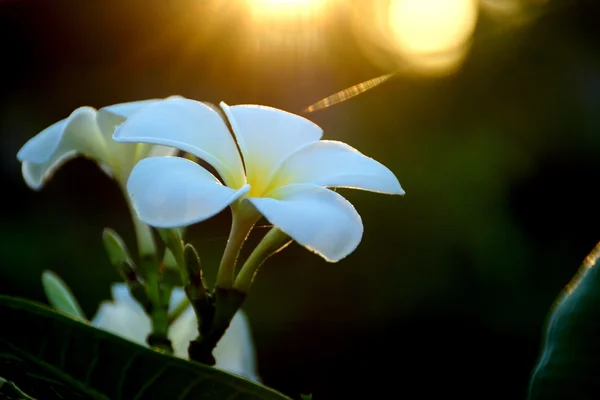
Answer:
158;228;188;284
234;228;292;293
118;181;157;258
119;182;172;353
215;202;260;289
144;259;173;354
188;287;246;365
131;213;157;257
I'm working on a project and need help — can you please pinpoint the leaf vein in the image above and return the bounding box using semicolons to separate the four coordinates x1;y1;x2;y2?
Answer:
131;363;171;400
58;327;69;370
37;337;47;359
84;340;99;386
177;377;206;400
116;352;138;400
1;339;109;400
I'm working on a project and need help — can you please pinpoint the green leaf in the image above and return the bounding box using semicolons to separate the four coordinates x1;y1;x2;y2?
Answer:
528;242;600;399
41;270;87;321
0;376;37;399
0;294;291;400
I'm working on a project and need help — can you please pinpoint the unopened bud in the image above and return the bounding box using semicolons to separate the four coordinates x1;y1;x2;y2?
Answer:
41;270;86;321
102;228;133;269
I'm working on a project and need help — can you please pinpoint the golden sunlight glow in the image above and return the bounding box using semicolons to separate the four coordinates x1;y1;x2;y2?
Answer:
350;0;479;76
241;0;332;55
389;0;478;55
479;0;523;20
479;0;545;25
247;0;327;19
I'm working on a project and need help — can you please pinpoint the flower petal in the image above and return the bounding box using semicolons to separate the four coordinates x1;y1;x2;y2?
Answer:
169;307;260;381
97;97;185;139
95;109;138;178
16;107;108;190
127;156;250;228
97;100;179;181
91;284;151;345
213;310;260;381
220;103;322;196
100;99;163;119
96;101;162;171
111;283;140;307
113;98;245;188
248;184;363;262
169;306;197;358
267;140;404;195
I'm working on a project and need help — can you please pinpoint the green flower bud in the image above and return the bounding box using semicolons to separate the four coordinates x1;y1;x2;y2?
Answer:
41;270;86;321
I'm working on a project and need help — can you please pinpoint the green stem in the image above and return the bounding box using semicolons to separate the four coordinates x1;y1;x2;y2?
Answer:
158;228;188;284
118;181;171;353
131;213;157;257
215;202;260;289
118;181;157;258
234;228;292;293
168;296;191;325
144;264;172;354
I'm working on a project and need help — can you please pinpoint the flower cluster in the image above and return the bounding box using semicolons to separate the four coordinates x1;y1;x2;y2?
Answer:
18;95;403;376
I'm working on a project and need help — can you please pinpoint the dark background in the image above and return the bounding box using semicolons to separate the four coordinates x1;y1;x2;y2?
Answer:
2;0;600;398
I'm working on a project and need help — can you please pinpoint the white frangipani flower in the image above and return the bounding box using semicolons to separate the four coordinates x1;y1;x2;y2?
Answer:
113;98;403;283
92;284;260;381
17;99;180;255
16;99;177;189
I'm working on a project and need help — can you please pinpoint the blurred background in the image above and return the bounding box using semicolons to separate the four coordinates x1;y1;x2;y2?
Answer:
1;0;600;398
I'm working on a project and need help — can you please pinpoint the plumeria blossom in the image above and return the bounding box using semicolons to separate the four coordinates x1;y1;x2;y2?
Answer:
113;98;403;278
16;99;178;190
93;284;260;381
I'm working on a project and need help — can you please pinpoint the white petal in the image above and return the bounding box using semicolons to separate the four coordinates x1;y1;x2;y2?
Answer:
248;184;363;262
169;306;197;358
220;103;322;196
16;107;108;190
97;100;180;181
169;307;260;382
91;286;151;346
100;99;163;119
95;108;140;174
110;283;139;307
213;310;260;382
126;156;250;228
113;98;245;188
18;119;69;164
267;140;404;195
